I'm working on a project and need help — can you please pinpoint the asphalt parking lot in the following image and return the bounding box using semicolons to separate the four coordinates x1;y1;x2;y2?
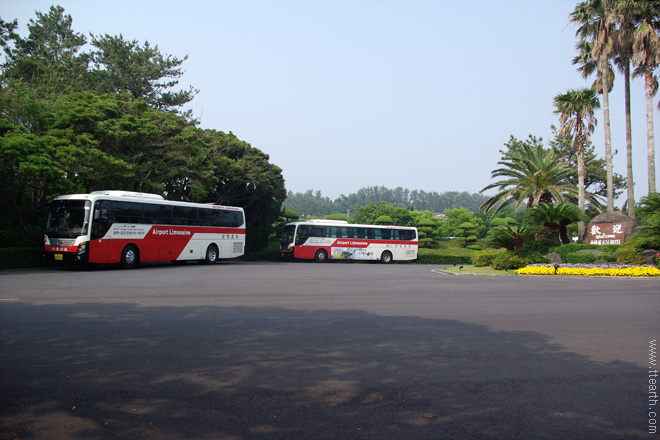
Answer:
1;262;658;439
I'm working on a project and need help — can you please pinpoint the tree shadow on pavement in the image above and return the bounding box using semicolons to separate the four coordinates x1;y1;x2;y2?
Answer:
0;302;653;439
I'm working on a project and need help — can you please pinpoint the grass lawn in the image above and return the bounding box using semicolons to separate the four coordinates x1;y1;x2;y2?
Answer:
441;265;518;276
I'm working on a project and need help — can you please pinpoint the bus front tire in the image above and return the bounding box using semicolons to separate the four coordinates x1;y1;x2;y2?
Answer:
121;245;139;269
380;251;393;264
204;244;219;264
314;249;328;263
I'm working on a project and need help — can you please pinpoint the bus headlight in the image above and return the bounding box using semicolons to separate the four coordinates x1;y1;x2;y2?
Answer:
77;242;87;254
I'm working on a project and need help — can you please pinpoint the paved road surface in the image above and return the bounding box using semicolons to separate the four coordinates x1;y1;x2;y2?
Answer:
1;262;658;439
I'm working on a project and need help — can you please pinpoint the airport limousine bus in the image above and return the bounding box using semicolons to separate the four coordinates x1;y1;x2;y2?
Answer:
44;191;245;268
279;219;418;263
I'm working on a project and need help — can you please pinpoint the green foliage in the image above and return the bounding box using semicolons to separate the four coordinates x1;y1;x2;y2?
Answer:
89;34;197;113
549;126;625;202
523;237;555;256
418;218;435;227
564;252;598;264
615;246;646;265
551;243;619;262
638;192;660;240
527;202;585;245
417;248;472;265
488;218;508;227
467;244;482;250
419;237;435;248
0;247;55;269
283;209;300;220
2;6;89;95
615;234;660;265
439;208;486;238
486;224;538;257
325;213;346;221
333;186;489;216
374;215;394;225
350;202;415;226
490;252;528;270
524;252;551;264
472;249;503;267
283;190;336;217
480;136;600;215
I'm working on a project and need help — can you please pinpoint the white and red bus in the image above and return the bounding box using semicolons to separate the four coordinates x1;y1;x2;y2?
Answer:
44;191;245;268
279;219;418;263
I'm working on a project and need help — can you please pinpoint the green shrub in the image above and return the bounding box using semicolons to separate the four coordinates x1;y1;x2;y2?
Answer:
0;247;55;269
616;246;646;265
615;234;660;265
467;244;482;251
525;252;551;264
0;225;45;248
564;252;598;264
417;248;472;265
524;237;555;255
552;243;618;262
491;252;528;270
325;213;347;221
419;238;434;248
471;249;503;267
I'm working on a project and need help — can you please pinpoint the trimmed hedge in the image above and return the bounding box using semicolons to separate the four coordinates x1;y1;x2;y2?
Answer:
471;249;502;267
417;249;472;265
0;247;54;269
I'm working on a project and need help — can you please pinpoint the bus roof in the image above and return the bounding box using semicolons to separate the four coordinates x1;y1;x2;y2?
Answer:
286;220;416;230
52;191;243;211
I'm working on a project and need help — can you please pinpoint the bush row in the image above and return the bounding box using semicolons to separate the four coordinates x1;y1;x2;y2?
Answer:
0;247;54;269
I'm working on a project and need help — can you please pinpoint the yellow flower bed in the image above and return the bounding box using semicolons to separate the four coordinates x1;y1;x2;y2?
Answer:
516;265;660;277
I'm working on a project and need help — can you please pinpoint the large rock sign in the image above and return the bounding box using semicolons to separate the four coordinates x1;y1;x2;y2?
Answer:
584;211;639;245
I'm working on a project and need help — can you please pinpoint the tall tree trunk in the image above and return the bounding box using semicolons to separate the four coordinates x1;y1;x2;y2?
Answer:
646;71;657;193
624;60;635;217
577;145;586;241
601;58;614;212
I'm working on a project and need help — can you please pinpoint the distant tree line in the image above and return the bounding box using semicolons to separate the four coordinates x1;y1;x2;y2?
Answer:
0;6;285;250
283;187;490;217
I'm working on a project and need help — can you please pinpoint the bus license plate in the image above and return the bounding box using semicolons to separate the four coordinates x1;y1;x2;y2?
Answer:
54;253;63;261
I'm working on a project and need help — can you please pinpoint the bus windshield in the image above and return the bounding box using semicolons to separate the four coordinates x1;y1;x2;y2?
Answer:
280;224;296;248
46;200;91;238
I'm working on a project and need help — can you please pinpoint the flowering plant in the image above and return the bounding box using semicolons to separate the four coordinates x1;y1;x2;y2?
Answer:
516;263;660;277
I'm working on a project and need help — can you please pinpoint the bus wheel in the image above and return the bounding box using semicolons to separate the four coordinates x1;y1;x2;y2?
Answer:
121;245;139;269
380;251;393;264
204;244;219;264
314;249;328;263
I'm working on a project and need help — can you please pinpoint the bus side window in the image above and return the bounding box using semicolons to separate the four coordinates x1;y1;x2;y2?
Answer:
173;206;196;226
113;201;143;224
382;229;391;240
356;228;365;239
91;200;112;240
296;225;310;245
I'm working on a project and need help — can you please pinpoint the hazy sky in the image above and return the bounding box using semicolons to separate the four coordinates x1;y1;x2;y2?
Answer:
3;0;659;204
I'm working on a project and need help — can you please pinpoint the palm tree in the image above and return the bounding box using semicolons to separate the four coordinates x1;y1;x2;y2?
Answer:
553;88;600;239
480;143;597;215
637;192;660;239
487;224;538;258
632;1;660;193
528;202;585;246
613;0;637;217
571;0;617;211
